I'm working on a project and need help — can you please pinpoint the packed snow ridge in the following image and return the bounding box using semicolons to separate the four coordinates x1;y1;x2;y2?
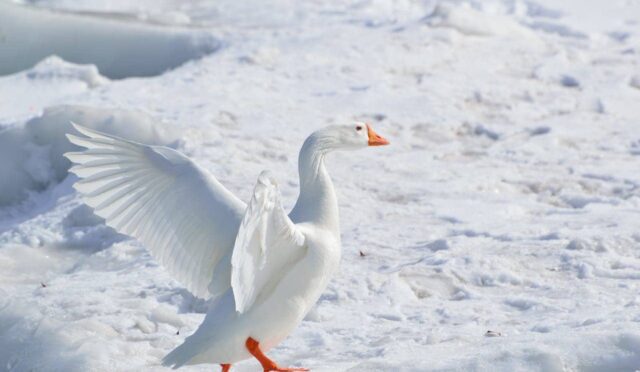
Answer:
0;2;221;79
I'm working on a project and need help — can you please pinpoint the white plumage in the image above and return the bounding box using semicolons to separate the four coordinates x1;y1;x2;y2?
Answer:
65;123;245;300
65;121;389;371
231;171;306;314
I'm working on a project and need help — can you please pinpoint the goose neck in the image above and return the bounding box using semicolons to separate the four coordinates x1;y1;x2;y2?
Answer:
291;135;339;232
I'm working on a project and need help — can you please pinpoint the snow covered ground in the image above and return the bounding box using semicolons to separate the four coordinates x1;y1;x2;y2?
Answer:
1;0;640;371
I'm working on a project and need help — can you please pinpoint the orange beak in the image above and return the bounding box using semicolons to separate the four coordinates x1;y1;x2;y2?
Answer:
367;124;390;146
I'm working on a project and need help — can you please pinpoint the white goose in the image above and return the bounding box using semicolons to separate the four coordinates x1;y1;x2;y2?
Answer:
64;122;389;371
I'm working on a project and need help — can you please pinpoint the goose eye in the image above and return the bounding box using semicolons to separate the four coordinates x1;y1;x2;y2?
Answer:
356;125;363;131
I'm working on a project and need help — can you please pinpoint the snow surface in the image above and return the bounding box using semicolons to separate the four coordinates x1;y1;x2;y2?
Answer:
1;0;640;371
0;2;220;79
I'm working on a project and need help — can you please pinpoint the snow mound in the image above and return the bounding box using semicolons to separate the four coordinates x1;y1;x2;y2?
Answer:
0;105;180;206
0;57;114;122
25;56;108;88
0;2;221;79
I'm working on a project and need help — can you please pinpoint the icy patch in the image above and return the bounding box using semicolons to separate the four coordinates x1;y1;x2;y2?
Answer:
0;105;180;206
0;2;221;79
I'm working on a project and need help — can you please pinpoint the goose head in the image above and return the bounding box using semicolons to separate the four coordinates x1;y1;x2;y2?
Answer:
309;122;390;152
293;122;389;228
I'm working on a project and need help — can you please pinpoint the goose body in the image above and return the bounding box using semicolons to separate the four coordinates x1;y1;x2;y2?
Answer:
64;123;389;370
167;222;340;366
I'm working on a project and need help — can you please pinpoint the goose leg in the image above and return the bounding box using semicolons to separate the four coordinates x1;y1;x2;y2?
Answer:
220;363;231;372
245;337;309;372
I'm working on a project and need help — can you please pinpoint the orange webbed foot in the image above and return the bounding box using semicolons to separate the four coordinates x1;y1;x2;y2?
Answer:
245;337;309;372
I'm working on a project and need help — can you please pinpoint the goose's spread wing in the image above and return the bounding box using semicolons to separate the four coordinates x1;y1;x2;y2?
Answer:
65;123;245;299
231;171;306;313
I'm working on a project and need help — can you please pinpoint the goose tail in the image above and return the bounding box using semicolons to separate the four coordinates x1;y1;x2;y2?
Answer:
162;340;197;369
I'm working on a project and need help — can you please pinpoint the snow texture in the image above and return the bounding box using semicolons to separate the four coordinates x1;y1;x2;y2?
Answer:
0;2;220;79
0;105;179;206
1;0;640;371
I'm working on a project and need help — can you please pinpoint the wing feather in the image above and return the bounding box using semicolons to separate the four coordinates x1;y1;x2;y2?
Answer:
231;171;306;313
65;122;245;299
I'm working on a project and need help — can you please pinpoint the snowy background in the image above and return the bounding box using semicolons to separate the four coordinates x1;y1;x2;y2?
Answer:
1;0;640;371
